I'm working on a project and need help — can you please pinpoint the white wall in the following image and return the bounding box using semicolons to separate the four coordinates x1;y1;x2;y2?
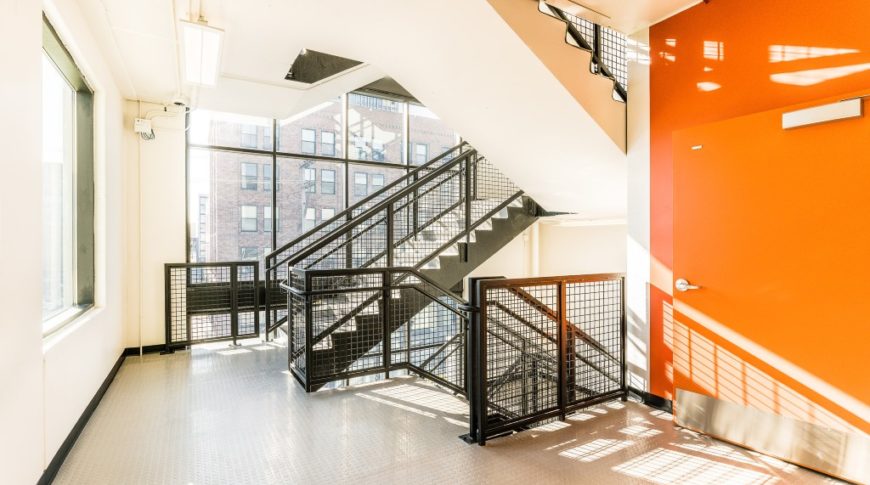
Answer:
538;223;627;276
0;0;127;481
626;29;652;392
123;101;186;348
0;1;46;482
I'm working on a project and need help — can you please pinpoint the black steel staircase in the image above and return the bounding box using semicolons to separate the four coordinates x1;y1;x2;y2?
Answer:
264;143;540;391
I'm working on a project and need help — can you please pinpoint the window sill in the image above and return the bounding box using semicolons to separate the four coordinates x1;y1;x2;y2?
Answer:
42;304;94;340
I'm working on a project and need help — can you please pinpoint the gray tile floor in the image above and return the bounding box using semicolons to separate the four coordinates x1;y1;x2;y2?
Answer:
55;341;843;484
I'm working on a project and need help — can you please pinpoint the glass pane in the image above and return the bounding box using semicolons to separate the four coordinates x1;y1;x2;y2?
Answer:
348;163;406;206
408;104;459;165
187;147;273;269
276;157;346;244
42;54;75;321
189;110;272;151
348;93;404;164
278;98;342;157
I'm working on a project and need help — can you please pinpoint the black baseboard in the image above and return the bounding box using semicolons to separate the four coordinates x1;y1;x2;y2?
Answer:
37;344;166;484
37;352;126;485
629;386;673;414
122;344;166;356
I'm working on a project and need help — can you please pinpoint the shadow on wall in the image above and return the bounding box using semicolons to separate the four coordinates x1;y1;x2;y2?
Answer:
662;302;860;435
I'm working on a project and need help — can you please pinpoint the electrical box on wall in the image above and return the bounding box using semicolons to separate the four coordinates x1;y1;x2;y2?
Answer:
133;118;152;134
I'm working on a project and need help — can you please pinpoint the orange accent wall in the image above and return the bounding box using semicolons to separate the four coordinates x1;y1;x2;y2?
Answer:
649;0;870;420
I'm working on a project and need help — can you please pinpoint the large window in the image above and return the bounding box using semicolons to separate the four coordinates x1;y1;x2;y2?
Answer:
42;16;94;332
187;91;459;269
348;93;404;164
409;104;459;165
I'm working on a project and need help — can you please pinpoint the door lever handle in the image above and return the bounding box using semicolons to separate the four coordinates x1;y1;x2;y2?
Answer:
675;278;700;292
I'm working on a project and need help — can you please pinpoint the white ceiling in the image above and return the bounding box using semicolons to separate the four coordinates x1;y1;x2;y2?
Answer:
546;0;700;36
77;0;697;217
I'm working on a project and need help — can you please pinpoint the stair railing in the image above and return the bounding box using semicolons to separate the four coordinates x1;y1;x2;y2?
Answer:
276;144;528;391
540;1;628;102
464;274;628;445
281;266;471;393
264;142;470;337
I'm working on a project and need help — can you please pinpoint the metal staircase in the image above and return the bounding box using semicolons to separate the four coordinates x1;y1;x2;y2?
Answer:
264;143;541;391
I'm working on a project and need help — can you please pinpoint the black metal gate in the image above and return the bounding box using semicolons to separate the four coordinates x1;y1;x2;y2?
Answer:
164;262;260;351
465;274;627;445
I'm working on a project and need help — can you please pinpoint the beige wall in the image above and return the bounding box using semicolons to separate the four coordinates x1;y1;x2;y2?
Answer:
463;221;628;297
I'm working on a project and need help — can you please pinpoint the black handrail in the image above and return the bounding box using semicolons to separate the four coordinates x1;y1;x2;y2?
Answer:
544;3;628;102
281;149;478;268
265;141;468;271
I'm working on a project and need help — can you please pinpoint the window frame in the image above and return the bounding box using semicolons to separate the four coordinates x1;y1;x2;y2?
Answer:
41;15;95;335
240;205;258;232
303;166;316;193
354;172;368;197
321;130;335;157
240;162;258;190
321;168;336;195
301;128;316;154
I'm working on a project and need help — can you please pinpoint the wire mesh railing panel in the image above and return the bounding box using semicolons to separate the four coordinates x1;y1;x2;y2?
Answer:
469;275;626;444
600;27;628;91
566;279;624;403
544;3;629;96
164;262;260;349
289;290;307;379
485;286;560;423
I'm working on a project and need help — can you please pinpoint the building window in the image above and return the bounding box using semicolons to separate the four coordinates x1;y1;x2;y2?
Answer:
239;247;259;260
240;124;258;148
303;207;316;230
263;164;272;191
321;169;336;195
372;174;385;192
42;16;95;331
414;143;429;164
303;167;316;193
322;130;335;156
262;126;273;150
322;208;335;221
372;139;385;161
354;136;367;160
264;206;272;232
354;173;368;197
240;205;258;232
301;128;316;154
240;162;258;190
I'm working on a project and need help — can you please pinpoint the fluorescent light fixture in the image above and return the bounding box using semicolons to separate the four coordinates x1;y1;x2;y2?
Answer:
180;19;224;86
782;98;863;129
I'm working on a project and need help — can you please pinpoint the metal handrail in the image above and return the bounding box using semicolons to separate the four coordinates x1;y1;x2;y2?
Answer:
265;141;468;271
543;2;628;101
281;148;478;268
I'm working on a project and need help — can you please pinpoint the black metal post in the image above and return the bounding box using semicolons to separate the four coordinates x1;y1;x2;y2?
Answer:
304;270;314;392
230;263;239;346
463;157;472;261
557;281;567;421
382;269;391;379
163;264;173;354
620;276;628;401
345;212;353;268
476;280;488;446
593;24;602;74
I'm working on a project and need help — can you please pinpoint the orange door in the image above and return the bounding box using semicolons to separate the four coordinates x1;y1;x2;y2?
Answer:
672;94;870;432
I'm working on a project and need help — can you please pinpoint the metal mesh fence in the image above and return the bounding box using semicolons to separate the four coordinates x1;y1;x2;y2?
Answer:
283;268;468;392
546;4;629;94
165;262;260;349
469;274;626;444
